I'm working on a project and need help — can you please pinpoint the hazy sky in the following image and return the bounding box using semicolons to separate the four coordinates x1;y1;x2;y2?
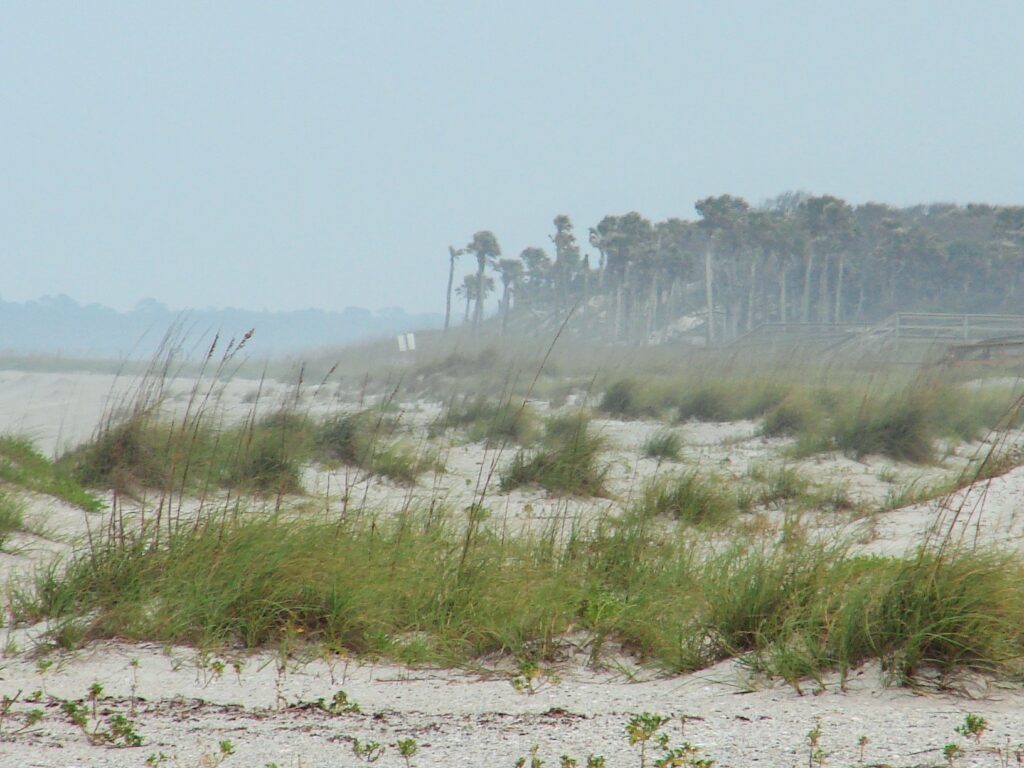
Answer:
2;2;1022;314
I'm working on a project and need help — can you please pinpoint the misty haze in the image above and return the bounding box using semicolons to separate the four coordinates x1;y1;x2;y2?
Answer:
3;3;1024;767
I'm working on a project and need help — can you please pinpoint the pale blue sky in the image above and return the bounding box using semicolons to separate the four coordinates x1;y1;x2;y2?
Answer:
2;2;1022;314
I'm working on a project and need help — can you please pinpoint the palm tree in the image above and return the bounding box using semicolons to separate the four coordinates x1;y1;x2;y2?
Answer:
444;246;465;333
456;272;495;324
465;231;501;330
519;246;552;307
550;215;581;309
496;258;524;334
696;195;749;343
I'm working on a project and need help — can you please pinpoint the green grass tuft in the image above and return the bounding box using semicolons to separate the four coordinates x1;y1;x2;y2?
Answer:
0;491;26;550
634;471;741;526
641;429;683;461
500;413;608;496
21;509;1024;685
0;435;102;511
440;396;539;446
315;410;437;484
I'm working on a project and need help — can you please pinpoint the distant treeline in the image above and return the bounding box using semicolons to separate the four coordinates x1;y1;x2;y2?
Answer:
0;295;442;358
447;193;1024;343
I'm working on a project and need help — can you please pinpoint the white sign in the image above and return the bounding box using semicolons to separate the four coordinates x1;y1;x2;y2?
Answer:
397;332;416;353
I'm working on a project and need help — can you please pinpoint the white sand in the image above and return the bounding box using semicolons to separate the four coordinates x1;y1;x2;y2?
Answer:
1;370;1023;766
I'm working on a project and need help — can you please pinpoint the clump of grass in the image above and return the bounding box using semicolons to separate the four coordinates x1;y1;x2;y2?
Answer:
598;379;665;419
748;547;1024;687
0;491;26;550
676;381;788;423
440;396;539;445
641;429;682;461
60;414;184;490
64;411;312;496
748;464;811;506
634;471;741;526
762;395;822;438
0;435;101;511
676;386;731;422
500;413;608;496
226;411;312;494
315;411;436;484
25;507;1024;686
833;390;935;463
879;477;955;512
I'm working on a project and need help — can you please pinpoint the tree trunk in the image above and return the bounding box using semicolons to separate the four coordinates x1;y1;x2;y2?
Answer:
746;258;758;332
801;250;815;323
778;263;788;323
473;257;486;330
704;246;716;345
444;247;459;333
614;285;624;342
582;265;590;315
817;254;830;322
500;281;511;336
834;254;845;323
647;278;658;341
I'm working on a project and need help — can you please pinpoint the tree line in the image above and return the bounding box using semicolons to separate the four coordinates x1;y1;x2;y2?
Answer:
444;193;1024;343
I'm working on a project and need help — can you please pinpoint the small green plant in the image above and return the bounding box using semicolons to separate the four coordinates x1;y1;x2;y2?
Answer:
857;735;869;764
321;689;361;714
60;697;143;747
87;681;104;719
627;712;670;768
352;738;385;763
198;740;235;766
396;737;419;767
510;659;560;695
0;691;20;733
955;713;987;743
806;719;827;767
514;745;544;768
146;753;170;766
943;742;963;767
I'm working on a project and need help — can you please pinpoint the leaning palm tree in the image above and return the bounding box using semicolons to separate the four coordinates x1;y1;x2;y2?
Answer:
465;231;501;329
444;246;465;333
